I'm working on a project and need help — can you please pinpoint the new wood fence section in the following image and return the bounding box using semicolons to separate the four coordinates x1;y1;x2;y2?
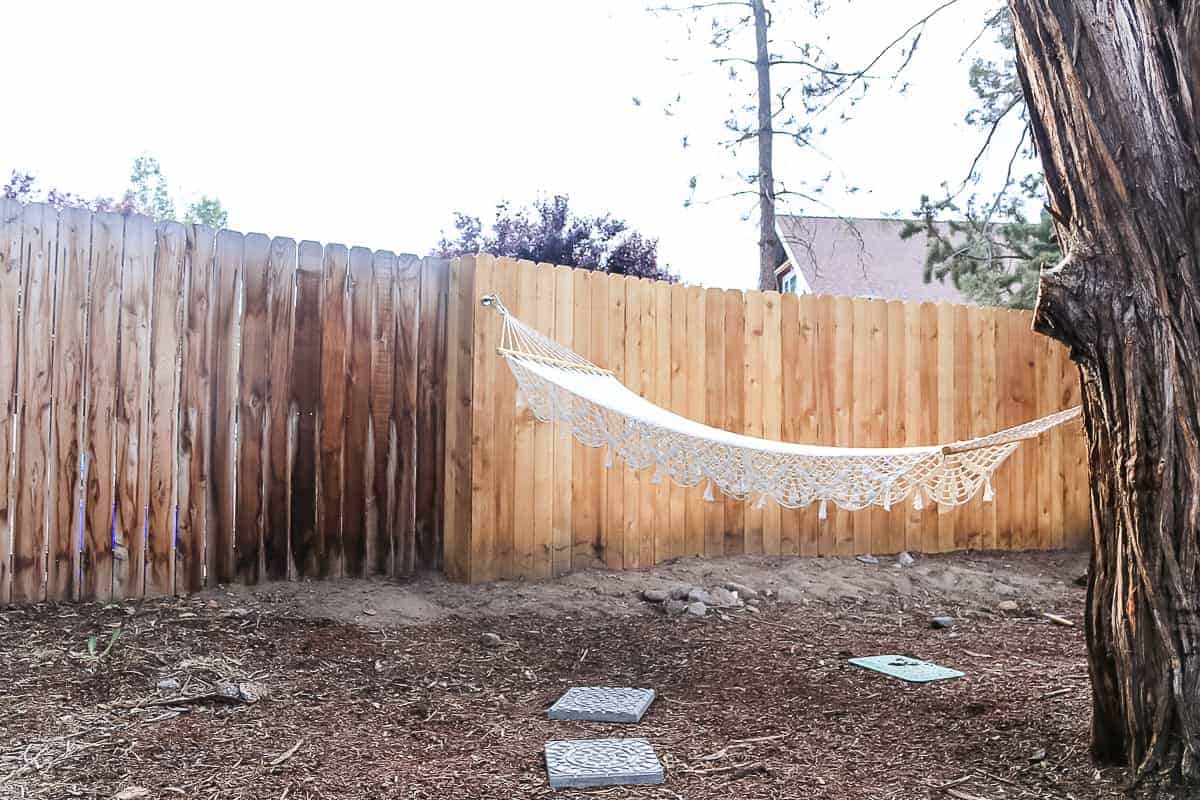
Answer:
0;201;448;604
443;255;1089;583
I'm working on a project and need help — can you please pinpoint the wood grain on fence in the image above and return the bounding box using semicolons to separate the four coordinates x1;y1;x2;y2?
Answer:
0;202;449;605
443;259;1091;583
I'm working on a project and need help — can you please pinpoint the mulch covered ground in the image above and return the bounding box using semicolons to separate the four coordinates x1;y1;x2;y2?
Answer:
1;557;1128;799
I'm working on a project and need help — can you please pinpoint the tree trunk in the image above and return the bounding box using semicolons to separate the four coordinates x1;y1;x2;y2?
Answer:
1011;1;1200;785
752;0;782;291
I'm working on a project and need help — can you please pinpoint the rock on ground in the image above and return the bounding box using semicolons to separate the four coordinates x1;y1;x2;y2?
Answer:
707;587;741;608
686;602;707;617
642;589;669;603
775;587;805;605
663;599;688;615
725;581;759;600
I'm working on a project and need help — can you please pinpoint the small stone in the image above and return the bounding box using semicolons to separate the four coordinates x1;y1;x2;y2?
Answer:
747;597;760;606
998;600;1019;613
744;604;759;614
897;551;915;567
641;589;670;603
775;587;805;604
686;602;707;617
112;789;151;800
930;616;955;629
155;677;180;693
664;599;688;615
1030;748;1047;762
856;554;880;565
707;587;741;608
669;586;692;601
724;581;759;600
479;632;502;648
687;588;715;605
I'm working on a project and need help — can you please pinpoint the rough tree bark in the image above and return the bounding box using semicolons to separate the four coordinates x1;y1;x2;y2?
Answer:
752;0;783;290
1011;0;1200;785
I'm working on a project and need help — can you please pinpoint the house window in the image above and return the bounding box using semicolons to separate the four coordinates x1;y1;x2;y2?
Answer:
780;272;798;293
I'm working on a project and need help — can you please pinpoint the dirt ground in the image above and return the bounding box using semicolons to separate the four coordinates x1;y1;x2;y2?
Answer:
0;549;1138;799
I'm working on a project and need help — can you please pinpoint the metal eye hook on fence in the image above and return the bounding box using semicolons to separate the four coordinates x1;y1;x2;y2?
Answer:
479;294;509;316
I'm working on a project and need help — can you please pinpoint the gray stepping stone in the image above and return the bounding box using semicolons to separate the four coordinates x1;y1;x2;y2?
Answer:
547;687;656;723
544;738;665;789
848;654;964;683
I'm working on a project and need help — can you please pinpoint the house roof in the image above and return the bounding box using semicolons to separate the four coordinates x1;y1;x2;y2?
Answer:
775;215;970;304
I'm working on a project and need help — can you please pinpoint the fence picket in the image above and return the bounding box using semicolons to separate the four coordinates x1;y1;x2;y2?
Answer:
668;283;689;559
604;273;625;569
571;269;599;568
209;230;243;586
621;278;642;570
369;251;397;575
46;208;90;601
552;266;574;575
763;291;785;555
392;253;419;576
290;242;323;578
265;237;297;580
111;214;154;599
341;247;373;577
0;198;22;604
533;263;556;577
79;213;125;602
743;290;764;555
512;261;538;578
415;258;450;571
177;224;216;594
318;244;349;578
145;221;186;596
777;292;806;556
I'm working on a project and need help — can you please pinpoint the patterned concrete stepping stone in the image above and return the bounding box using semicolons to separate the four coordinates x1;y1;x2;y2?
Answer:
544;738;665;789
547;687;656;723
848;654;964;683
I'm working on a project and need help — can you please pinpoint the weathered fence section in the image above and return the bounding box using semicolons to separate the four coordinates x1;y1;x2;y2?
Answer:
0;200;1091;602
0;200;447;604
444;254;1089;583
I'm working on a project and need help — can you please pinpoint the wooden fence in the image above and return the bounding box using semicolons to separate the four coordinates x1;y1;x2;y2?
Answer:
0;200;1090;602
0;200;448;604
443;255;1090;583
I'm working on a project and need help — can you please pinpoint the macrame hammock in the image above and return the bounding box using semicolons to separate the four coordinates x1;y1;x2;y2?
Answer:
480;295;1081;518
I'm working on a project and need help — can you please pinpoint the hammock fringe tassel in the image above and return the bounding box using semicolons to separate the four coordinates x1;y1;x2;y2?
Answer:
480;295;1082;518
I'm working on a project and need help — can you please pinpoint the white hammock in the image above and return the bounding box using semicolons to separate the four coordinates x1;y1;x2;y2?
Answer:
481;295;1081;517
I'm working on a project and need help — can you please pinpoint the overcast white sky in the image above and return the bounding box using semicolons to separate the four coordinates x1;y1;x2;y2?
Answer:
4;0;1022;289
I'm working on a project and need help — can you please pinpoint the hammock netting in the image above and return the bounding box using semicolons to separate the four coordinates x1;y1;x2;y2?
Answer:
482;295;1081;517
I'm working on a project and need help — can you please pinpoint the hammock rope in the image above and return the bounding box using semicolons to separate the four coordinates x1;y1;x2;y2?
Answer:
480;294;1081;514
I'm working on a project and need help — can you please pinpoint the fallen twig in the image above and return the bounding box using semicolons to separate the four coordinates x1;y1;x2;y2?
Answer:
268;738;304;767
1043;613;1075;627
947;789;993;800
931;775;972;791
681;762;766;778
